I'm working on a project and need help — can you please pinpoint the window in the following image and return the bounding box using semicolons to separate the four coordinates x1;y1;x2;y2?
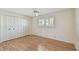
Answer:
38;19;44;26
46;19;49;26
49;17;54;25
38;17;55;27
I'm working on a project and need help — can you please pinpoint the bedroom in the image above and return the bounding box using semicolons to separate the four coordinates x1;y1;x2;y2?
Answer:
0;8;79;51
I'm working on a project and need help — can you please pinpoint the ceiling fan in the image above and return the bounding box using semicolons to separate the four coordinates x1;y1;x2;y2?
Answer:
33;8;39;16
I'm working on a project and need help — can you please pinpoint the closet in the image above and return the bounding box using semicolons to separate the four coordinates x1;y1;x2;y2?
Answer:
0;15;28;42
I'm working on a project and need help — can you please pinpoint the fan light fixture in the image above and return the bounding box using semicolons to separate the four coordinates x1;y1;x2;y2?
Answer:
33;8;39;16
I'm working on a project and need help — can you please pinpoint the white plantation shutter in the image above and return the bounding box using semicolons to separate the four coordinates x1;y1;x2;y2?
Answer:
38;19;45;26
46;19;49;26
50;17;54;25
38;17;55;27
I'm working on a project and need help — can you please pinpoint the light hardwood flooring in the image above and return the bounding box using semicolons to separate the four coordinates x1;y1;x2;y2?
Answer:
0;35;76;51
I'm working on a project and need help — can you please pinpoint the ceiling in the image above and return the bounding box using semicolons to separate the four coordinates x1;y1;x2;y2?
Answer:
0;8;68;17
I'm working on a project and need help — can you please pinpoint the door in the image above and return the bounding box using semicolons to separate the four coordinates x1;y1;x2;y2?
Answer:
18;17;26;37
0;15;28;42
7;16;27;40
0;15;8;42
7;16;16;40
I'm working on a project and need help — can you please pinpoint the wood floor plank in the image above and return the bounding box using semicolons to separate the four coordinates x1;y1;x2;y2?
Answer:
0;35;76;51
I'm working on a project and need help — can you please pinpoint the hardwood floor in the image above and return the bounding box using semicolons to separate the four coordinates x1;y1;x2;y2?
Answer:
0;35;76;51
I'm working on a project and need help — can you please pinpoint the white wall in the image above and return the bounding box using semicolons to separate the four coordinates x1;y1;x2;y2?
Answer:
32;9;76;43
74;9;79;50
0;16;1;40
